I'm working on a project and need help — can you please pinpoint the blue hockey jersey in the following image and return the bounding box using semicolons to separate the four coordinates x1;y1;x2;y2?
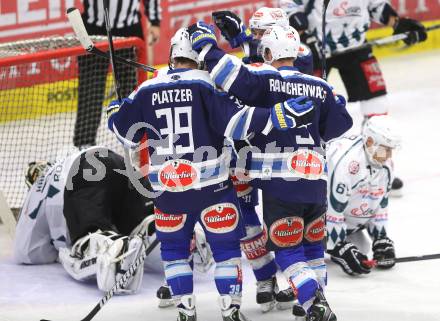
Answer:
108;68;274;213
202;48;353;204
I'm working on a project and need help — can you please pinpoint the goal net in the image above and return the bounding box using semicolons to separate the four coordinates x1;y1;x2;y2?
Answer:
0;36;147;210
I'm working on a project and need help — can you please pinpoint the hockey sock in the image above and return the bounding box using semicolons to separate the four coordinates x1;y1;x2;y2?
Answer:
214;257;243;306
241;226;277;281
303;242;327;289
164;259;194;297
275;248;319;312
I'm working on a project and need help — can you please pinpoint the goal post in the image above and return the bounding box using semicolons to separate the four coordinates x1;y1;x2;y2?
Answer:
0;36;147;211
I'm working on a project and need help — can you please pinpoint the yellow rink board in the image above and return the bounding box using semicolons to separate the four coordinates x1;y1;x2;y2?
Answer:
0;75;115;123
1;19;439;124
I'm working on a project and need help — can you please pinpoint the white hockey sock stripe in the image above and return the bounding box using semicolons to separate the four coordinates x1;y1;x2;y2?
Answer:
164;260;193;280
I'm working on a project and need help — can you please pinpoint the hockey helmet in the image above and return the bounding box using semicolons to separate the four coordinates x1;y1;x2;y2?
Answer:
362;115;401;166
25;161;51;189
169;28;199;66
249;7;289;31
258;25;300;64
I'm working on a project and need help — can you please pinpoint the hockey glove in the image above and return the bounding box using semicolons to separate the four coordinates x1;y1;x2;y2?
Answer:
328;241;372;276
25;161;51;188
187;21;217;52
393;17;427;45
212;11;252;48
288;12;308;33
271;96;315;131
335;94;347;108
372;237;396;269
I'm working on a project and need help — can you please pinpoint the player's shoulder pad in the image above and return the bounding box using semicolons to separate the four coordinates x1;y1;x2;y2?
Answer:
132;69;216;96
244;62;279;74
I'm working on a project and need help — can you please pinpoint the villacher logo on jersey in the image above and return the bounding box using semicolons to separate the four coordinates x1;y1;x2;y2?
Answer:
269;217;304;247
305;216;326;242
154;208;187;232
158;159;199;192
201;203;239;233
288;150;325;179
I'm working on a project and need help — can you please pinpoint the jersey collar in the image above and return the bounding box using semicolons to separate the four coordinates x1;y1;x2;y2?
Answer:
168;68;192;74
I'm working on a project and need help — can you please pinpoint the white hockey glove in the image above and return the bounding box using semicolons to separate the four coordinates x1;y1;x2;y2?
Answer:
192;225;214;273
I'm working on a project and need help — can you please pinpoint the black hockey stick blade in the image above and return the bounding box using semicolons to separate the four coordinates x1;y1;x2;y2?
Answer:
39;238;160;321
66;7;156;73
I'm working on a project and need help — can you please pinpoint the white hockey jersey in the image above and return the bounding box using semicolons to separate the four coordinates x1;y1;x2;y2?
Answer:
14;146;110;264
280;0;390;52
326;136;393;250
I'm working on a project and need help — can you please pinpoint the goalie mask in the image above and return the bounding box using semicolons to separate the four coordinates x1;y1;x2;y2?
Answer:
362;116;401;167
25;161;51;189
258;25;300;64
169;28;199;69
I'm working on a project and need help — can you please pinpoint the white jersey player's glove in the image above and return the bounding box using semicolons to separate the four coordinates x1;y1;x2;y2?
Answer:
327;241;372;276
372;237;396;269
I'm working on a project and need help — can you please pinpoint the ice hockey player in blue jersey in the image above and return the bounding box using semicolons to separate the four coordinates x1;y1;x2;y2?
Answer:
188;22;353;321
14;147;158;294
212;7;316;311
107;28;314;321
326;116;401;275
212;7;313;75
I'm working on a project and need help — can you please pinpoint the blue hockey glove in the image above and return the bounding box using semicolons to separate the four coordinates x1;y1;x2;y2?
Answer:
335;94;346;108
271;96;315;131
212;11;252;48
187;21;217;52
107;99;121;130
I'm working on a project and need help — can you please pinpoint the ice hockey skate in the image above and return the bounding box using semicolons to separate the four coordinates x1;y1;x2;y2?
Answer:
156;283;174;308
306;290;336;321
177;294;197;321
219;295;250;321
256;276;278;312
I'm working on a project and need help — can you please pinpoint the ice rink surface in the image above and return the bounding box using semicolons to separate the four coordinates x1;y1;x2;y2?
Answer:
1;50;440;321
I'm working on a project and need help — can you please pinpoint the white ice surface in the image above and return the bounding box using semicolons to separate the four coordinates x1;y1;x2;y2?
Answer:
1;50;440;321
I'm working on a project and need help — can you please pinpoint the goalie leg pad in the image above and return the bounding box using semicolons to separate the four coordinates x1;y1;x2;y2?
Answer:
58;230;118;283
240;225;277;281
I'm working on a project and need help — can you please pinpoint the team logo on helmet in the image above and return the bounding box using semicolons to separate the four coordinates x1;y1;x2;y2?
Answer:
158;159;199;192
269;217;304;247
288;150;325;179
348;161;360;175
154;208;186;232
304;215;325;242
201;203;239;233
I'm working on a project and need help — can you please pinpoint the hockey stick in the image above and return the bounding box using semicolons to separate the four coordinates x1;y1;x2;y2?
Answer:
320;0;331;80
66;8;156;73
103;0;121;102
40;238;160;321
363;253;440;269
330;23;440;58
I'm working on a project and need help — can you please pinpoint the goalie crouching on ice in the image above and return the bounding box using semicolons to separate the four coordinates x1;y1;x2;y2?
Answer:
13;146;161;294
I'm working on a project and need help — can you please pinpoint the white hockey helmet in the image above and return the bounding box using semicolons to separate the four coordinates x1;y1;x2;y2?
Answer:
362;115;401;166
169;28;198;65
249;7;289;30
258;25;300;64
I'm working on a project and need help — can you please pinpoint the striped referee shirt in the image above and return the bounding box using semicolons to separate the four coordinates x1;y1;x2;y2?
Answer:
82;0;161;37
